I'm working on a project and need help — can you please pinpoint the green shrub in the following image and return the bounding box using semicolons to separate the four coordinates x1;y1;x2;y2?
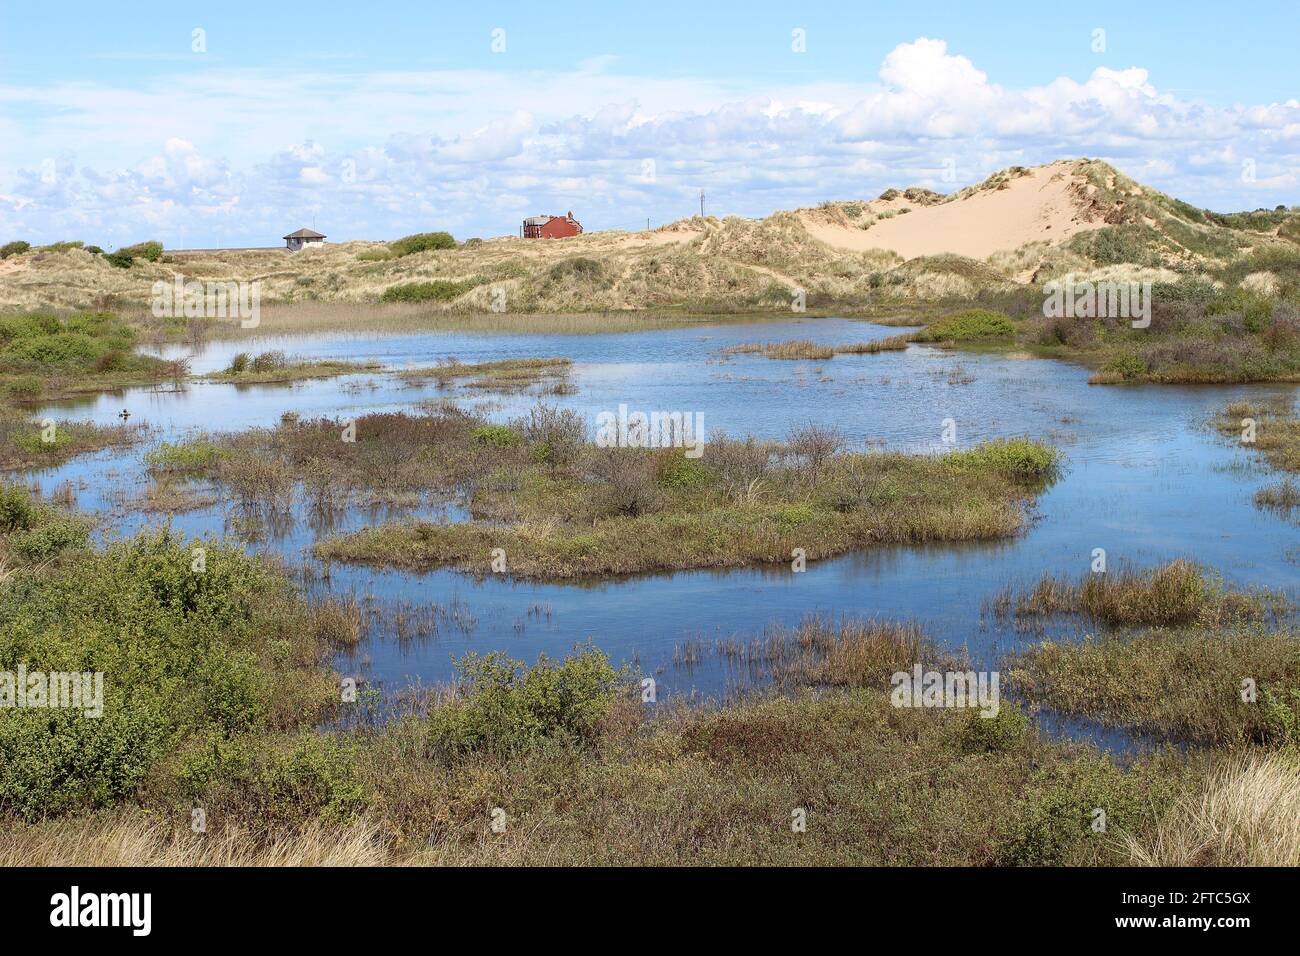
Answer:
179;733;365;826
92;349;128;373
915;309;1015;342
4;332;102;368
1100;352;1150;381
655;450;712;489
995;755;1174;865
0;706;169;819
101;241;162;269
7;516;90;562
547;257;603;282
11;427;71;456
227;352;250;374
0;529;333;819
119;240;162;262
0;241;30;260
0;484;36;533
960;705;1029;753
380;279;476;302
249;351;286;373
425;645;626;757
470;424;522;448
1069;224;1169;268
388;232;456;257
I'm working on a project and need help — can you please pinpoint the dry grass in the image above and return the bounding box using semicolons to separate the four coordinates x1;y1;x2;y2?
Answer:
398;357;572;392
1217;399;1300;473
0;814;389;866
723;339;836;360
832;333;916;354
0;212;893;316
1126;752;1300;866
723;333;916;361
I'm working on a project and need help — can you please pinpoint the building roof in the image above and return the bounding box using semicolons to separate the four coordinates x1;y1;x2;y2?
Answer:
523;216;551;226
283;228;326;239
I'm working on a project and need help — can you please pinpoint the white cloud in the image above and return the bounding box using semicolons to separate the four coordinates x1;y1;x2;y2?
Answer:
2;37;1297;245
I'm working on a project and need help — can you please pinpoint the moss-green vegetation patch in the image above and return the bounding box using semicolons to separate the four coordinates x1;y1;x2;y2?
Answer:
1006;624;1300;745
1215;398;1300;473
0;409;144;471
290;408;1060;580
724;334;917;360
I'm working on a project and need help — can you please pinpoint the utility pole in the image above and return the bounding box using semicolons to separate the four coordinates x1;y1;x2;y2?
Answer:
699;190;705;218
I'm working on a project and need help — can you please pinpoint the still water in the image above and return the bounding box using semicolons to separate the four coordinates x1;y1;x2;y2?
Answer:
22;316;1299;708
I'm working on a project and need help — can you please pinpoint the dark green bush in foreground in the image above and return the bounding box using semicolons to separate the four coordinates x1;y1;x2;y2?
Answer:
0;524;334;819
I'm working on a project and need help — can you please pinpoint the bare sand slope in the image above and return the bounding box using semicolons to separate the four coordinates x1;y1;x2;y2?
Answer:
801;162;1106;260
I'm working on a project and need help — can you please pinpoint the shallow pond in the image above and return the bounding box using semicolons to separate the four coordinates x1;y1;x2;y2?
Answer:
23;316;1300;709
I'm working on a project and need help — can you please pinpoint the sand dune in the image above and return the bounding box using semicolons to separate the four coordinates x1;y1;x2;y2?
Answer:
800;161;1107;260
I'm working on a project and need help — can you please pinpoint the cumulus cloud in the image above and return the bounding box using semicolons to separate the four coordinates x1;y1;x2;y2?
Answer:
1;37;1297;245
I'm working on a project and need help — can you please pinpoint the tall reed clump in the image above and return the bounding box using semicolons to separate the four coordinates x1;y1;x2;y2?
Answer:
723;339;836;360
995;559;1274;628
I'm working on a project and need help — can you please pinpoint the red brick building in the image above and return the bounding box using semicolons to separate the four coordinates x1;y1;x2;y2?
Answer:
522;211;582;238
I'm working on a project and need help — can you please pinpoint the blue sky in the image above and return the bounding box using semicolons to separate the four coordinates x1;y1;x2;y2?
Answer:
1;0;1297;247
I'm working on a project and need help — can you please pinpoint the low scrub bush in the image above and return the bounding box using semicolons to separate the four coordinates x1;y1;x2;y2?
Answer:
380;280;476;303
388;232;457;257
916;309;1015;342
424;646;626;757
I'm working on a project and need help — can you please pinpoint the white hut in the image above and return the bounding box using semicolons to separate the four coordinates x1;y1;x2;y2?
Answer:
284;227;326;251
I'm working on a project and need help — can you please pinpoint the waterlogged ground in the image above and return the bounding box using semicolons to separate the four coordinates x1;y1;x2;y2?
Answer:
21;316;1300;710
